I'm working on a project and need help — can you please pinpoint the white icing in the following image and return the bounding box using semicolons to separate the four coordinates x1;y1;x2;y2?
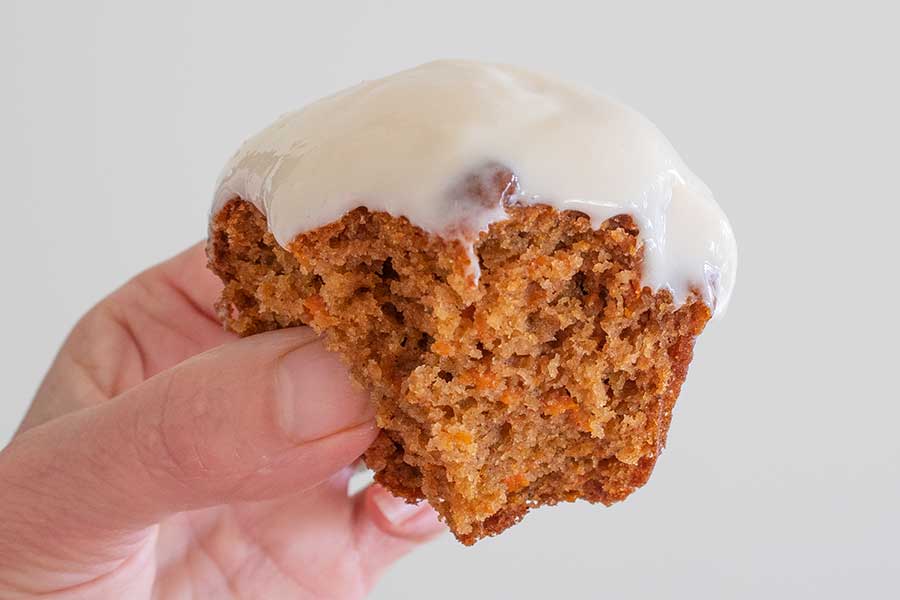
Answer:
213;60;737;317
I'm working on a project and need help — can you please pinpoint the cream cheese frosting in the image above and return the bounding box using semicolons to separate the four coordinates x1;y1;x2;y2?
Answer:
212;59;737;317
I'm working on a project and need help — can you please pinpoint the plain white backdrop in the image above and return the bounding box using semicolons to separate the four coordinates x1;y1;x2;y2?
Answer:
2;1;898;598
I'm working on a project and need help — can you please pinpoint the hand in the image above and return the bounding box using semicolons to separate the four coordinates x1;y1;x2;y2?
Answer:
0;244;444;599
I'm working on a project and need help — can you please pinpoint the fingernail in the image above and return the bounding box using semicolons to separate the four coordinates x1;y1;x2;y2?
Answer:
277;340;374;442
372;487;428;525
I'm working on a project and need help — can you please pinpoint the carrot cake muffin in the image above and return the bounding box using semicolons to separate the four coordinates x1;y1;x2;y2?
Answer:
207;60;737;544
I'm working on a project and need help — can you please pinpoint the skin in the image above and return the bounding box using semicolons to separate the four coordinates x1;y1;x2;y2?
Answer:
0;243;444;599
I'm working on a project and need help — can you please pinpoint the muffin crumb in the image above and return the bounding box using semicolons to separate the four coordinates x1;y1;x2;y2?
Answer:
208;196;709;544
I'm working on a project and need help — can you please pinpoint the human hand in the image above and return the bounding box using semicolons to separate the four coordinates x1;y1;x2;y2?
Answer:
0;243;444;599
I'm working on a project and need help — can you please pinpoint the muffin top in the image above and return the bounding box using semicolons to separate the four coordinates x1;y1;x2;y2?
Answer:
213;60;736;316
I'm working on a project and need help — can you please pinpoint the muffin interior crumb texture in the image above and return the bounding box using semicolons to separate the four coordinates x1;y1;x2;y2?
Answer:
208;174;710;545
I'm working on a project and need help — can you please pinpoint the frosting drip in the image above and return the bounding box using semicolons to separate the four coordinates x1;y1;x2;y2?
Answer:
213;60;737;317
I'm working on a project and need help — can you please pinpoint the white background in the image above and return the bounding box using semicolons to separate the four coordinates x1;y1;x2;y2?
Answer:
2;1;898;598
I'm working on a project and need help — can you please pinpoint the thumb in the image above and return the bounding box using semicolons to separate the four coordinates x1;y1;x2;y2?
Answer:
0;327;376;560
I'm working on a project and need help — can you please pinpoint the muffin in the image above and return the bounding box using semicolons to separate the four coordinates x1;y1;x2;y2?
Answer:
207;60;737;544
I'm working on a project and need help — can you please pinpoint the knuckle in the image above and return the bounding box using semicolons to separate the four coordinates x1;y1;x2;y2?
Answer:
134;372;231;486
129;352;287;501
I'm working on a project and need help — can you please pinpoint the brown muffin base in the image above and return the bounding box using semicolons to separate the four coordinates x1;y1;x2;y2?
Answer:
207;197;709;545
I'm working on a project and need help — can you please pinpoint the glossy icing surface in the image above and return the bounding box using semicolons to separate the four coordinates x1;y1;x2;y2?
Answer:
213;60;737;316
